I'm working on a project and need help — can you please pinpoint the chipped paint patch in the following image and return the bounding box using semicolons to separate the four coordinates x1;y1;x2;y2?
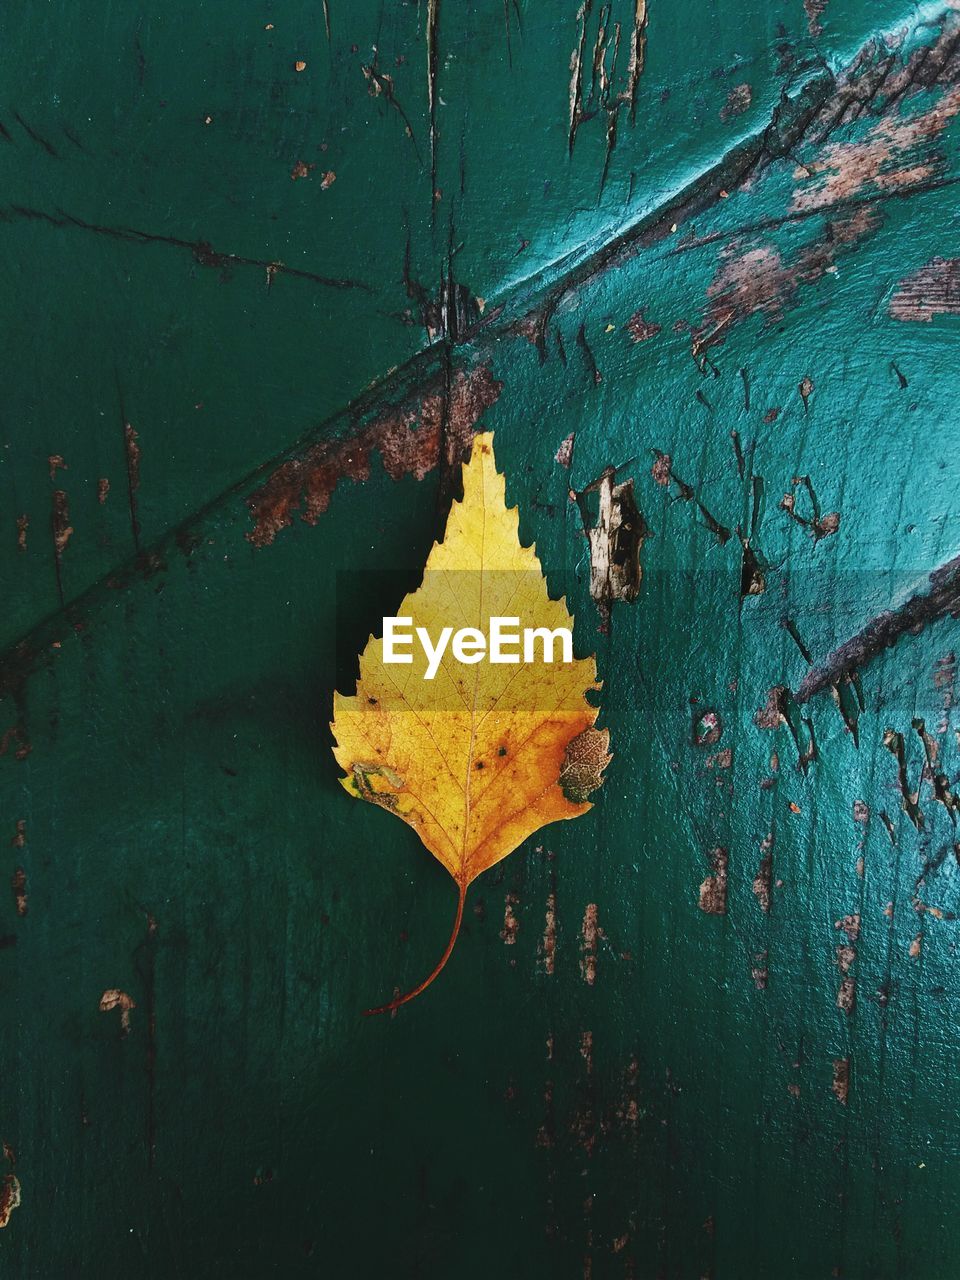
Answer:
804;0;828;37
501;892;519;944
100;988;136;1034
626;310;661;343
695;208;880;352
832;1057;850;1104
580;903;600;985
246;364;502;547
11;868;26;917
791;86;960;213
0;1174;20;1228
698;848;728;915
541;891;557;975
889;257;960;321
720;83;752;122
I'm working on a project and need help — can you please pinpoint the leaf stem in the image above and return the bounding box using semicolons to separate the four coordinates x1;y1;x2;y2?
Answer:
363;880;467;1016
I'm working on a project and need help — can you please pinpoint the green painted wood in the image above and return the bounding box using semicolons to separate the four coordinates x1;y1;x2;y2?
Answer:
3;2;960;1276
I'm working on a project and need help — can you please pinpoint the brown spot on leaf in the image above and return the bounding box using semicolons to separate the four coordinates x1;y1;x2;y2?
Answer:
559;728;611;804
15;516;27;552
10;821;25;849
290;160;314;181
320;171;336;189
246;363;502;547
97;478;110;504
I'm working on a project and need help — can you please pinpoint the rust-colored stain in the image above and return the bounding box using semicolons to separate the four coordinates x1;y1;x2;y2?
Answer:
580;903;600;985
909;934;923;959
0;1173;20;1229
15;515;27;552
832;1057;850;1105
290;160;314;181
10;820;25;849
47;453;67;481
719;83;752;121
246;363;502;547
698;848;728;915
97;477;110;504
889;256;960;321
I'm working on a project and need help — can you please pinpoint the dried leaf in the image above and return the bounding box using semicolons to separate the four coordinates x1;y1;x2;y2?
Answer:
332;432;608;1012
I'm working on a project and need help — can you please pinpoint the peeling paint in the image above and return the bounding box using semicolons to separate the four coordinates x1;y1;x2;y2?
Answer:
889;256;960;321
792;87;960;213
99;988;136;1034
720;83;752;122
0;1174;20;1228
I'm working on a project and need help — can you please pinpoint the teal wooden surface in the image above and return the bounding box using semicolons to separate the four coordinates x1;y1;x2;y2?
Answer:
3;2;960;1276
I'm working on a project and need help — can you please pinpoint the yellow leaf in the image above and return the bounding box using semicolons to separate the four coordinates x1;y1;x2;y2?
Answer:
332;431;610;1013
